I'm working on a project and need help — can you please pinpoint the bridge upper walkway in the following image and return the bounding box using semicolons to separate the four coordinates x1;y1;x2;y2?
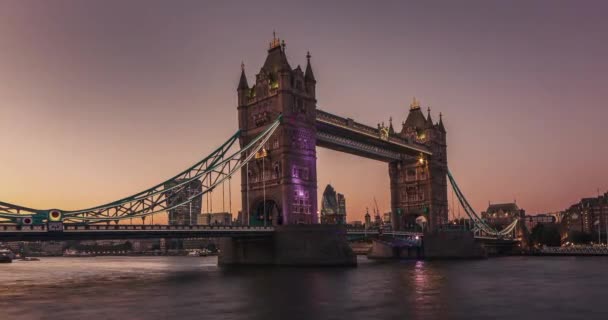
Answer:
315;109;431;161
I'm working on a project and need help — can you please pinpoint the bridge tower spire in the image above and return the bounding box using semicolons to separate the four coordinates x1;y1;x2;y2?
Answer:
237;62;249;107
305;51;316;97
237;35;318;226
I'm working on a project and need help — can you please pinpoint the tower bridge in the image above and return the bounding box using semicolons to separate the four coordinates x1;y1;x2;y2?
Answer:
237;34;448;231
0;35;520;264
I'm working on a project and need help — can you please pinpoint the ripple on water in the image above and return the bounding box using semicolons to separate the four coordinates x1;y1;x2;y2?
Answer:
1;256;608;320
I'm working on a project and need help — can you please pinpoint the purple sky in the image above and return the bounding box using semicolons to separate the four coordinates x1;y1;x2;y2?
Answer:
1;0;606;221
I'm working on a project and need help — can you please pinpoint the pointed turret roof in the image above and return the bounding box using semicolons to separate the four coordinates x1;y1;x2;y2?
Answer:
305;51;316;82
437;112;446;133
238;62;249;90
261;33;291;75
425;107;434;128
403;98;427;129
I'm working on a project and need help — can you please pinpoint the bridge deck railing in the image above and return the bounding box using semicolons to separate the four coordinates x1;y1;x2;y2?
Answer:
0;224;275;232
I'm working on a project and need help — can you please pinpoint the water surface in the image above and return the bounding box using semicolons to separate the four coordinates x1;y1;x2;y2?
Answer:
1;256;606;320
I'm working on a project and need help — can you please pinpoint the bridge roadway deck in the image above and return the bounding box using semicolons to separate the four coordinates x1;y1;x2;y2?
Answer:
0;225;423;242
0;225;275;241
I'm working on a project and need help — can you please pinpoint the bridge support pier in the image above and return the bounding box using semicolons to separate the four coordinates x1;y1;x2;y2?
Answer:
367;239;422;259
218;225;356;266
423;230;486;259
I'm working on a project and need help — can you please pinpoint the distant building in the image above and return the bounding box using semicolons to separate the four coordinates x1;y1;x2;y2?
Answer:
350;221;363;227
197;212;232;225
320;184;347;224
182;238;218;250
164;179;203;225
131;239;157;252
383;212;392;224
481;202;525;229
561;192;608;236
524;214;557;231
364;208;372;228
337;194;346;217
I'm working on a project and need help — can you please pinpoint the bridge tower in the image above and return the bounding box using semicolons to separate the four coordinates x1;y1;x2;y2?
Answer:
389;98;448;231
237;35;318;226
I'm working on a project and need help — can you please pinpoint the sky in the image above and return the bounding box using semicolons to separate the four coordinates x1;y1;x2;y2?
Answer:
0;0;607;222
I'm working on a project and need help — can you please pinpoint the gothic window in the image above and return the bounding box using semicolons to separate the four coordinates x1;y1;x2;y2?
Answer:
247;170;255;183
292;98;305;114
296;80;302;90
273;162;280;179
293;189;311;215
292;167;298;178
406;169;416;181
291;166;309;180
272;138;279;149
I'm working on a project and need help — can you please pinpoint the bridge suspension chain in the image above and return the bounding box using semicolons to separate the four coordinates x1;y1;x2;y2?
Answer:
447;170;519;238
0;116;282;224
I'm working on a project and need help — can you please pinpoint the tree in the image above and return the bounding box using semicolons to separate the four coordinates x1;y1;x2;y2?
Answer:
530;223;561;246
567;231;592;244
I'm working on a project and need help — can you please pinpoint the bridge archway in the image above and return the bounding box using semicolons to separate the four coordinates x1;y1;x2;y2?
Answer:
250;199;281;226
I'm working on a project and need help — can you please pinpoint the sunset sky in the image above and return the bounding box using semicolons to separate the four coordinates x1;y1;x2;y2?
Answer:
0;0;606;222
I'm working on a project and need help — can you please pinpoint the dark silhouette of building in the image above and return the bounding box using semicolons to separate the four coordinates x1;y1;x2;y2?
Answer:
164;179;202;225
320;184;346;224
524;214;557;231
562;192;608;238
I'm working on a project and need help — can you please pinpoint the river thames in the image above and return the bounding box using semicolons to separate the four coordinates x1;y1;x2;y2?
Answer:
1;256;606;320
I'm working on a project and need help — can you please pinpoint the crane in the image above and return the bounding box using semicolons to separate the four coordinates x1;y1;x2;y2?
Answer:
373;197;383;226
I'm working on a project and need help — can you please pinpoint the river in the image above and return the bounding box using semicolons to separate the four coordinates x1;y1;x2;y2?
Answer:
1;256;606;320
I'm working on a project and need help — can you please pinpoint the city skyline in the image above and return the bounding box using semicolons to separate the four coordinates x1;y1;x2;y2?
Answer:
1;1;607;222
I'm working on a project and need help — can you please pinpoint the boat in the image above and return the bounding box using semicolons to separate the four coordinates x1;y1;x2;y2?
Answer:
0;249;13;263
63;249;96;257
19;257;40;261
186;248;212;257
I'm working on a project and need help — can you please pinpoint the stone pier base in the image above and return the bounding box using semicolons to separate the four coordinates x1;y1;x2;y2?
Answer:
423;230;486;259
218;225;357;267
367;239;422;259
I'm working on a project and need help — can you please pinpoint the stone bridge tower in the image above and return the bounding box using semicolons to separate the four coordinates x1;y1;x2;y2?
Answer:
389;98;448;231
237;35;318;225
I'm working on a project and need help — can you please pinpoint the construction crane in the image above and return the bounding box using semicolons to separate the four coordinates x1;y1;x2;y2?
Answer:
373;197;383;226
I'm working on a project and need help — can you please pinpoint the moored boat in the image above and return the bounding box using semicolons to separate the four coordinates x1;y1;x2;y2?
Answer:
0;249;13;263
